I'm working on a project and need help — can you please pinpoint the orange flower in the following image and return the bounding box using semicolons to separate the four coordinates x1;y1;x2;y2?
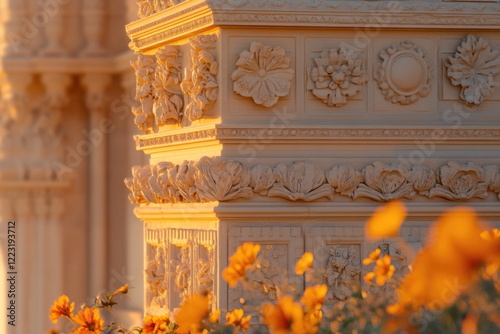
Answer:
364;254;395;286
481;228;500;240
71;307;104;334
225;309;251;332
262;295;304;334
365;201;406;240
49;295;74;324
295;252;314;275
222;243;260;287
175;294;209;333
302;309;322;334
112;284;128;296
362;248;381;265
143;314;170;334
300;285;327;312
209;310;220;324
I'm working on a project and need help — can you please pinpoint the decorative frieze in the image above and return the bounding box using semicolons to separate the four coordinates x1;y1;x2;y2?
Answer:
446;34;500;107
374;41;431;105
308;47;365;107
232;42;294;107
125;158;500;204
131;55;156;134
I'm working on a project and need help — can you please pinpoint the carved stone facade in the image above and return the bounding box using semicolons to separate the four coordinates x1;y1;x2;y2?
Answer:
125;0;500;325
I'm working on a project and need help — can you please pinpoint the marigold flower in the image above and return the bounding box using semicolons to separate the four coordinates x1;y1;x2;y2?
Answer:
209;310;220;323
143;314;170;334
225;309;251;332
49;295;74;324
295;252;314;275
365;201;406;240
175;294;209;333
364;255;395;286
302;309;322;334
300;285;327;311
71;307;104;333
222;242;260;287
362;248;381;265
262;295;304;334
481;228;500;240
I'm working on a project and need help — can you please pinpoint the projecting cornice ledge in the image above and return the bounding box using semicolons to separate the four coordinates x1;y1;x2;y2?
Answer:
126;0;500;52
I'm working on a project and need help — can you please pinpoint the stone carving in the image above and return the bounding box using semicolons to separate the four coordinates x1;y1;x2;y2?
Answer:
409;165;436;196
268;161;333;201
354;162;415;201
325;245;361;301
198;248;215;294
126;158;500;204
145;245;168;311
171;246;191;299
181;34;219;121
429;161;488;200
485;165;500;199
137;0;154;18
308;47;365;107
131;55;156;133
378;242;415;281
194;157;253;202
153;45;183;125
446;34;500;107
231;42;294;107
375;41;431;105
326;164;362;198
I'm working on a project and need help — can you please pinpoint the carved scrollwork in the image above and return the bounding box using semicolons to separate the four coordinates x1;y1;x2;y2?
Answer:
446;34;500;108
181;34;219;121
171;246;191;299
308;47;366;107
326;164;362;198
145;244;168;312
354;162;415;201
231;42;294;107
153;45;183;125
268;161;333;201
194;157;253;202
485;165;500;199
430;162;487;200
131;55;156;134
374;41;432;105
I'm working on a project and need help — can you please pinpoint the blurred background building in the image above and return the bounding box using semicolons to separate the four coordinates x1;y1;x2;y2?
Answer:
0;1;144;332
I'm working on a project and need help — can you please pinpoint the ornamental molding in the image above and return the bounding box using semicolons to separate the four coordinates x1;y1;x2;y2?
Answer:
232;42;294;107
446;34;500;108
374;41;432;105
308;47;366;107
134;127;500;150
181;34;219;121
125;158;500;204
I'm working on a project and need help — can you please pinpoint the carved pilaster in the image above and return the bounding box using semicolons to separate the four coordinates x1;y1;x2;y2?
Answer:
40;0;66;56
1;0;30;56
81;0;107;57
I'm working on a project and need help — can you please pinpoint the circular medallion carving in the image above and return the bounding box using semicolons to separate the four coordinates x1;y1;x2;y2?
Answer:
375;41;432;105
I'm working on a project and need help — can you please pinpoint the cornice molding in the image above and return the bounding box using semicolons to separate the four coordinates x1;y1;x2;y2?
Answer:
126;1;500;50
134;126;500;150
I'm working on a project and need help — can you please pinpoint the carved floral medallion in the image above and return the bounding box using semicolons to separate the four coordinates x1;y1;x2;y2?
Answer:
308;47;366;107
430;161;487;200
446;34;500;108
231;42;294;107
374;41;432;105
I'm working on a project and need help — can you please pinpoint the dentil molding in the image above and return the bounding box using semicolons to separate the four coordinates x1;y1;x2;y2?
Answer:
125;157;500;204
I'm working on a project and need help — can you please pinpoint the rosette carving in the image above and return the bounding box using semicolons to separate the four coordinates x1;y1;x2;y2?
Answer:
326;164;362;198
231;42;294;107
409;165;436;196
181;34;219;121
130;55;156;134
374;41;431;105
249;164;276;195
153;45;183;126
430;162;487;200
268;161;333;201
354;162;415;201
308;47;365;107
446;34;500;107
193;157;253;202
485;165;500;199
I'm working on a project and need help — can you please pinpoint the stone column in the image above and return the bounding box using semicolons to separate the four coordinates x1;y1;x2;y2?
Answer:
81;0;107;57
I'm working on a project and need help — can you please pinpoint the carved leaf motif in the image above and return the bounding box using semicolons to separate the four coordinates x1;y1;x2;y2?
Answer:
446;34;500;107
430;161;487;200
231;42;294;107
125;165;156;204
409;165;436;196
354;162;415;201
308;47;366;107
326;164;362;198
194;157;253;201
149;162;181;203
249;164;276;195
268;161;333;201
181;35;219;121
171;161;199;202
484;165;500;199
130;55;156;133
325;245;361;302
153;46;183;126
